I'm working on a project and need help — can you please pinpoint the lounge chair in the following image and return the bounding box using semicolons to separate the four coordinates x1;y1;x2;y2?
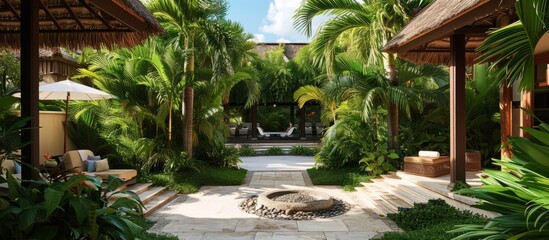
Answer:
281;127;297;139
62;150;137;182
1;159;20;179
305;122;313;135
257;127;270;139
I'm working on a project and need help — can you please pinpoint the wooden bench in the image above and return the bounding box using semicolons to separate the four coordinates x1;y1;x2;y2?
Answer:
403;156;450;177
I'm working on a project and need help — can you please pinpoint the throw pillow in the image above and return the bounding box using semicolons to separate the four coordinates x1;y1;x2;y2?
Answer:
14;161;21;174
86;155;101;172
95;159;110;172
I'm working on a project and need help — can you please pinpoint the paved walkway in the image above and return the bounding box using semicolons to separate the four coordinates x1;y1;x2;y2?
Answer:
148;170;396;240
240;156;315;171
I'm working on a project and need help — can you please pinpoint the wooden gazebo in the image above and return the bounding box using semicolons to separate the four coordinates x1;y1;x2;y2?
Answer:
383;0;516;185
0;0;162;180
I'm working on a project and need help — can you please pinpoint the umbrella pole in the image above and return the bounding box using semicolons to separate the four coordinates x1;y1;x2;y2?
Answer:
64;92;70;153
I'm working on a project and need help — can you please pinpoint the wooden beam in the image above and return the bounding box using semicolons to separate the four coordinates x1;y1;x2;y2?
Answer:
61;0;85;29
39;0;62;30
453;26;491;35
20;0;41;181
394;0;514;53
449;34;466;186
79;0;112;29
1;0;20;20
88;0;146;32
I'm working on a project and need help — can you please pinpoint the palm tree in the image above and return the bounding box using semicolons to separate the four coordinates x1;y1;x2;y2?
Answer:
149;0;228;158
293;0;430;148
135;38;186;143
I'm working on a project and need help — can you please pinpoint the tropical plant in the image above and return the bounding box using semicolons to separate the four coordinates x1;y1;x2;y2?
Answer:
0;96;29;159
294;0;432;149
289;146;316;156
265;147;284;156
0;174;145;240
149;0;236;158
358;143;399;176
477;0;549;90
238;146;256;156
451;117;549;239
0;49;20;96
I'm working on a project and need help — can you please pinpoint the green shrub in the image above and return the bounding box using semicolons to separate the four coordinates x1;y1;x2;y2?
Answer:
315;110;396;176
265;147;284;155
195;133;241;167
450;117;549;239
163;151;194;173
307;167;370;191
239;146;256;156
0;173;146;239
148;166;247;193
289;146;314;156
358;144;398;176
380;199;488;240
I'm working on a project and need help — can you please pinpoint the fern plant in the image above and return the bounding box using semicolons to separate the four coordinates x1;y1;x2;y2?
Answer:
451;117;549;239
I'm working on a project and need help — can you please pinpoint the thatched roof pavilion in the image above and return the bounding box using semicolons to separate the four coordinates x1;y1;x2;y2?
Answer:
383;0;516;185
384;0;515;65
1;0;162;180
0;0;162;48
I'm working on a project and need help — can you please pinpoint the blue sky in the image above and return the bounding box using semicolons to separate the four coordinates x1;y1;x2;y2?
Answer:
226;0;327;43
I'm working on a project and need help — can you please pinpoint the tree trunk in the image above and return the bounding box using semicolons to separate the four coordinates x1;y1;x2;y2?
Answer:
384;53;399;149
168;101;172;144
184;86;194;157
184;37;195;158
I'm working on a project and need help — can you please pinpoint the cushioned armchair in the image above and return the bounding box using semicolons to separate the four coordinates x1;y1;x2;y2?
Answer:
62;150;137;181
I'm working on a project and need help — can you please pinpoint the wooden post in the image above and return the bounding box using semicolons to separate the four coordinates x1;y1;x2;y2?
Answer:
449;34;466;186
251;104;258;140
290;105;295;126
300;105;306;140
20;0;41;181
520;90;533;137
498;13;513;159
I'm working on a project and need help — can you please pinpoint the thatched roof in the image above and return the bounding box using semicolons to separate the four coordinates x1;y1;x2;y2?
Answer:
0;0;163;49
255;43;307;62
383;0;515;65
12;48;78;64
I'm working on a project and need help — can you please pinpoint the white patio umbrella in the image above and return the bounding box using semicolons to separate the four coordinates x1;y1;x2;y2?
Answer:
15;80;114;152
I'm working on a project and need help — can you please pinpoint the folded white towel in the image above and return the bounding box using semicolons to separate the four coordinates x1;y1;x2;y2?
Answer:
418;151;440;158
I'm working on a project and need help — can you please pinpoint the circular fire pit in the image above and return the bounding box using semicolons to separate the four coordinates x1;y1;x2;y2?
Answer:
257;189;333;214
238;189;351;220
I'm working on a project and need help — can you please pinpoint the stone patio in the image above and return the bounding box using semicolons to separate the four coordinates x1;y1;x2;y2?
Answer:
148;171;397;240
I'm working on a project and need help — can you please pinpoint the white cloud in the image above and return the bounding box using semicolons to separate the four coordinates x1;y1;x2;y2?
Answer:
261;0;301;36
252;33;266;43
260;0;330;42
276;37;291;43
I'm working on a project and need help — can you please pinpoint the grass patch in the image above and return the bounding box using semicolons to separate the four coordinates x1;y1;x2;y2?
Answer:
307;167;370;191
147;166;247;193
379;199;489;240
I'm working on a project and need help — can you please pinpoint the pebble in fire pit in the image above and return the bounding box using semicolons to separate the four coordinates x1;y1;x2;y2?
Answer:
239;189;351;220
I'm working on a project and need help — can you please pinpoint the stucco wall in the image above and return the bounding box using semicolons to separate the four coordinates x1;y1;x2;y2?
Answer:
39;111;75;162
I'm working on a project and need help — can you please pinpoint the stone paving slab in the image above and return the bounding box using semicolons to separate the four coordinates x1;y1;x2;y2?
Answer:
149;171;396;240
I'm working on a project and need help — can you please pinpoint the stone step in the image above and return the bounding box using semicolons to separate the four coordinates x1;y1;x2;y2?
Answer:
122;182;154;195
352;188;392;217
371;179;428;206
144;190;178;216
139;186;168;204
366;181;413;210
108;183;154;203
356;184;399;216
